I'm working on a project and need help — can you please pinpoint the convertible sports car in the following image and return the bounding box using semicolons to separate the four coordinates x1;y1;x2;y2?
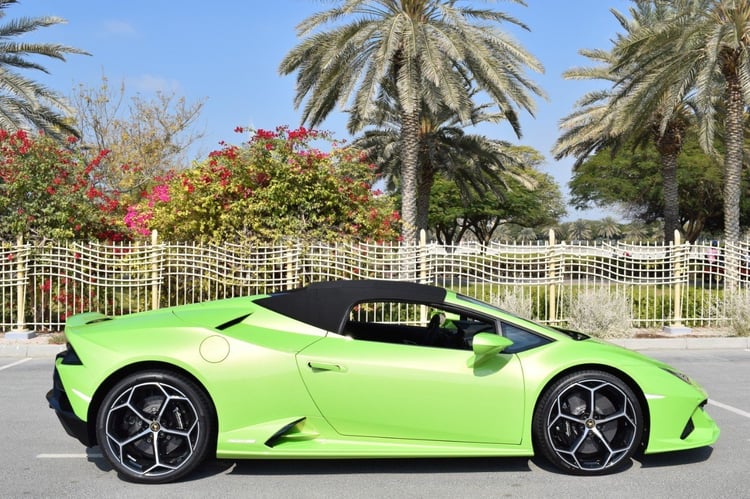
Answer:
47;280;719;483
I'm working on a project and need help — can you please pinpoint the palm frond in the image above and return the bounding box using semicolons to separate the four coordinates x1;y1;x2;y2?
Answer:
0;4;87;138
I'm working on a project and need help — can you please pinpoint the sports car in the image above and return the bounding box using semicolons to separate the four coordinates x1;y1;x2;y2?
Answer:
47;280;719;483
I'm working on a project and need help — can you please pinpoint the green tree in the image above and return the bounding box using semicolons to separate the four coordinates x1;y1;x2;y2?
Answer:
0;0;88;139
426;176;468;244
0;129;118;239
132;127;400;243
613;0;750;241
280;0;544;243
568;133;748;242
428;169;565;245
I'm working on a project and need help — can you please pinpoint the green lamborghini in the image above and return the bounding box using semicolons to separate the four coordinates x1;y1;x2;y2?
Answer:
47;280;719;483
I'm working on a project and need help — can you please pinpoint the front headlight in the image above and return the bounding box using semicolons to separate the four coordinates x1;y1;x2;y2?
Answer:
662;367;692;384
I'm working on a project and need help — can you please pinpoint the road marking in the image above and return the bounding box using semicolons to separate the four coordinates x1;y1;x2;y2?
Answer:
37;453;103;459
0;358;32;371
709;399;750;419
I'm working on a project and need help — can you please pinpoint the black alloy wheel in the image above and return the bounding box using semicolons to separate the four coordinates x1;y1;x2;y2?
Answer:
95;370;213;483
533;370;644;475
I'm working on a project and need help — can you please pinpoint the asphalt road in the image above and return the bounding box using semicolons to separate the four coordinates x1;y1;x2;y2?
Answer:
1;350;748;498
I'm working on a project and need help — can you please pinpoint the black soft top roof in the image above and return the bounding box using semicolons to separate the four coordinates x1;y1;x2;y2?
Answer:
254;280;446;334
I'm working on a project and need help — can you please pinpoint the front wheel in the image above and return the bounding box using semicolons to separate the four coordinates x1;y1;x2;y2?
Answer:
533;370;643;475
95;370;213;483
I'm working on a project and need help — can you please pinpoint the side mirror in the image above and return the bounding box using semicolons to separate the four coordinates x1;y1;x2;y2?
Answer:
469;333;513;367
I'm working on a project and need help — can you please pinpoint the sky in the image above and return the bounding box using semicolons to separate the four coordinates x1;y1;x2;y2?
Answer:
11;0;633;221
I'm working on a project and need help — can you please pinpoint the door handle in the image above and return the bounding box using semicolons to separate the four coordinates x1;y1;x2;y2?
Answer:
307;361;345;372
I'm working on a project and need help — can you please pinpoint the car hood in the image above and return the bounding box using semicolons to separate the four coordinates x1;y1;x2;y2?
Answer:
575;336;705;386
585;336;672;366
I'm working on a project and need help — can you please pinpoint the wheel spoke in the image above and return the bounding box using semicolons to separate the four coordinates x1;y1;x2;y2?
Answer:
151;429;161;467
567;427;590;454
589;426;613;452
111;427;151;447
128;406;152;424
557;412;586;423
587;386;596;419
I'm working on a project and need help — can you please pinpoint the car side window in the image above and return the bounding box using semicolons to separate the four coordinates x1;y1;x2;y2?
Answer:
500;322;551;353
343;301;495;350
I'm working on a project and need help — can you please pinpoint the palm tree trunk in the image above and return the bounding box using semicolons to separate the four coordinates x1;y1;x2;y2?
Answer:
400;108;421;243
416;165;434;236
653;120;684;244
661;152;680;243
723;71;743;242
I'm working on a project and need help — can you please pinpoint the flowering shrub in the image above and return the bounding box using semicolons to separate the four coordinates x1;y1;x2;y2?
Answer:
130;126;400;242
39;276;93;320
0;130;127;240
0;127;399;243
123;178;173;237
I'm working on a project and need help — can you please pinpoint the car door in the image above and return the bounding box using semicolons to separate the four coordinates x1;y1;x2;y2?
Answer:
296;333;525;445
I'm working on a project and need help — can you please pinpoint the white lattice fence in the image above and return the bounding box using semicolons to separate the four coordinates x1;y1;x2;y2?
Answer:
23;240;161;330
161;241;300;305
1;234;748;332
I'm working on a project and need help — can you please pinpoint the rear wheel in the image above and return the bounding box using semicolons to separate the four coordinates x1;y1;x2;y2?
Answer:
96;370;213;483
533;370;643;475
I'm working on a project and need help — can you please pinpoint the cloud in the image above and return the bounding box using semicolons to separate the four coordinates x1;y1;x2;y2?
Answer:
102;20;137;36
126;74;182;94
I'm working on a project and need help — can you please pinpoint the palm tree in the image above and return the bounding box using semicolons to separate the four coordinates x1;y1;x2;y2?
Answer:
516;227;537;243
0;0;88;138
566;219;592;242
596;217;622;240
623;221;648;242
613;0;750;241
279;0;544;243
554;2;695;243
352;88;536;232
492;223;513;243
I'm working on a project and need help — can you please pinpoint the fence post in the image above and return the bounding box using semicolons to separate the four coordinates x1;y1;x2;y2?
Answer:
286;242;297;290
6;235;35;339
547;229;557;325
724;240;740;291
419;229;428;285
418;230;429;326
151;230;160;311
663;230;691;334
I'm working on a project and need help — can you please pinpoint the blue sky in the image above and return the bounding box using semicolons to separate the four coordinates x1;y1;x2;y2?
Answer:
12;0;632;220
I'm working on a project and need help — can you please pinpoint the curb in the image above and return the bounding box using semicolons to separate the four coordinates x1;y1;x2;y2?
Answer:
1;337;748;359
0;343;65;358
611;337;750;350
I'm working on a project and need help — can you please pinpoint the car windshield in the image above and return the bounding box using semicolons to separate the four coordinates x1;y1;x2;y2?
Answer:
455;293;590;340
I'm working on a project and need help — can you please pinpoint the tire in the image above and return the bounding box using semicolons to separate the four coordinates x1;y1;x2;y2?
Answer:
95;370;213;484
533;370;643;475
